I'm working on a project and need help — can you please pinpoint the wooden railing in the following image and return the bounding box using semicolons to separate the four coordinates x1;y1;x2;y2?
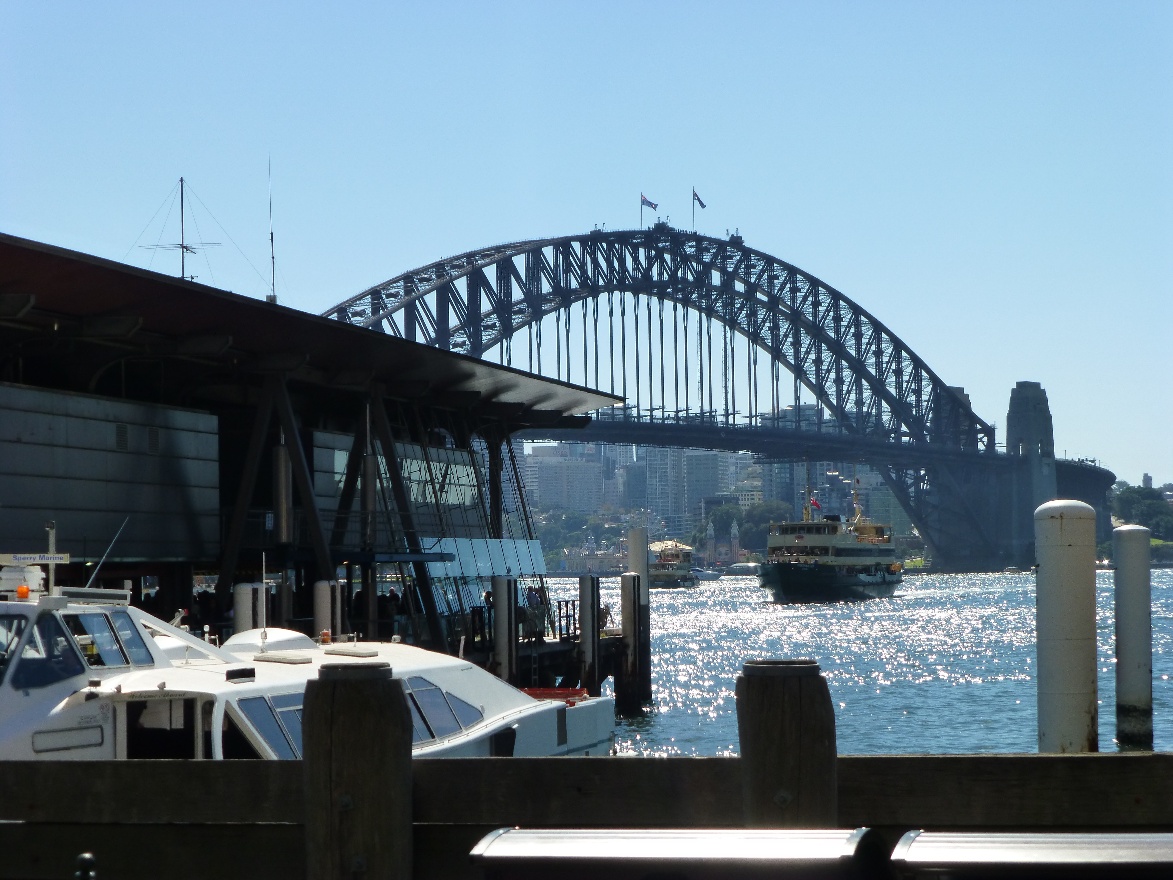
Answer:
2;663;1171;879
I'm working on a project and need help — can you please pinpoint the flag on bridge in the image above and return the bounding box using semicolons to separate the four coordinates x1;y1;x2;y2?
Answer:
641;193;658;210
810;496;822;510
693;188;706;209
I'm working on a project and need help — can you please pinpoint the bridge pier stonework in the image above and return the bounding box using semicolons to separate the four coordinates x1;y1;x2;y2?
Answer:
1006;381;1060;568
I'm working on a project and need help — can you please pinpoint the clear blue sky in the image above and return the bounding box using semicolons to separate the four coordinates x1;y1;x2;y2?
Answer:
3;2;1170;485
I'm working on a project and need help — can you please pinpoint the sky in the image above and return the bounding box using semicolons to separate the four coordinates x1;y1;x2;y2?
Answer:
2;2;1170;486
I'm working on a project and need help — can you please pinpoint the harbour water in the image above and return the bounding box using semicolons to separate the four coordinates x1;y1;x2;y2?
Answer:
547;569;1173;755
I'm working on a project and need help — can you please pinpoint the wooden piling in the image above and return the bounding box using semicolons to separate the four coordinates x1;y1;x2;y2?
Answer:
627;527;652;701
616;572;649;715
736;659;837;828
303;662;413;880
491;575;517;684
578;574;600;696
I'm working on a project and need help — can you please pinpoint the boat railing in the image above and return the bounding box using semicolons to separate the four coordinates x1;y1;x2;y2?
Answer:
555;599;579;641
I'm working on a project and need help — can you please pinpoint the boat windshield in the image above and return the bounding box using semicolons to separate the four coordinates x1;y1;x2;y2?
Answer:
7;612;86;689
0;614;30;686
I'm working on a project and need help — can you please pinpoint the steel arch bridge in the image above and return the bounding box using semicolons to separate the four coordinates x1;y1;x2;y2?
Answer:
324;224;1078;570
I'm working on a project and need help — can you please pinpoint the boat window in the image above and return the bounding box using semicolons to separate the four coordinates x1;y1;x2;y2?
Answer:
237;696;297;759
109;611;154;666
406;694;433;743
10;613;86;689
446;692;484;728
405;676;461;739
63;613;129;667
270;692;304;756
0;615;29;686
221;707;263;760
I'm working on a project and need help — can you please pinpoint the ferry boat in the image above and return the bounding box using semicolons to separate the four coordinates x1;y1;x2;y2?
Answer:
759;499;902;604
647;541;698;589
0;583;614;761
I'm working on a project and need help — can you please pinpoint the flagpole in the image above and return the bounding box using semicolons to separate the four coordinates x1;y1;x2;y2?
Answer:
640;195;644;229
692;187;695;231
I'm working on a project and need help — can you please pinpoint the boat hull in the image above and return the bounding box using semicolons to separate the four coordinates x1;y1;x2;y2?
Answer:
759;561;901;604
650;571;699;589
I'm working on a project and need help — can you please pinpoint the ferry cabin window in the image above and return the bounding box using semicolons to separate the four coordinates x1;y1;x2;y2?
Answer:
0;615;29;685
446;692;485;729
10;613;86;689
63;613;129;667
237;696;297;759
220;707;264;759
270;692;304;755
109;611;154;665
406;676;461;739
403;676;484;743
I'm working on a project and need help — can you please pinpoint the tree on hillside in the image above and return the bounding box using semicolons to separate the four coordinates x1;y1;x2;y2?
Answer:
1112;485;1173;541
738;501;795;552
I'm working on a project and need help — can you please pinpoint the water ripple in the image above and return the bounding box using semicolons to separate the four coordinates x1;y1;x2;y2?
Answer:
547;569;1173;755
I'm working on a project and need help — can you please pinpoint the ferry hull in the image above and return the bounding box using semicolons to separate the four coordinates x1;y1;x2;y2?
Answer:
759;562;901;604
650;571;699;589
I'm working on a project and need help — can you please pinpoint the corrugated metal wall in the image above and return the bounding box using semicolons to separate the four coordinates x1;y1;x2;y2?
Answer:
0;382;219;561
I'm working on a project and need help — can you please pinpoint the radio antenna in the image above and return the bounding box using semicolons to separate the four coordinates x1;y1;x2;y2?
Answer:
140;177;220;280
84;516;130;589
268;158;276;303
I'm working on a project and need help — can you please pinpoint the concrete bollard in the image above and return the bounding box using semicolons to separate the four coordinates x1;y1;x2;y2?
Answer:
303;662;412;880
313;580;342;640
1034;500;1098;753
491;575;517;684
736;659;837;827
1114;525;1153;750
578;574;601;696
232;582;264;634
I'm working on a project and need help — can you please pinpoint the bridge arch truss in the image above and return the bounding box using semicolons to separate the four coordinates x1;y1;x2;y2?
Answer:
326;225;1009;568
327;225;994;456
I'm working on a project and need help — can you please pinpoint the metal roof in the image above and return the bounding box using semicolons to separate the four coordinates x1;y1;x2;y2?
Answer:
0;232;620;425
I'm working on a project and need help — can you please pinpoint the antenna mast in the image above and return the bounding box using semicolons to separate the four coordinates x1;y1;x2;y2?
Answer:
140;177;219;280
268;158;276;303
180;177;187;280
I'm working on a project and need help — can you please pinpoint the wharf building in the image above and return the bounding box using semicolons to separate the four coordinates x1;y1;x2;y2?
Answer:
0;233;617;655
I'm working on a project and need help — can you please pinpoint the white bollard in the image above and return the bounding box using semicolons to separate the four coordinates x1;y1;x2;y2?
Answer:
313;580;341;640
1114;525;1153;749
1034;500;1098;753
232;583;260;634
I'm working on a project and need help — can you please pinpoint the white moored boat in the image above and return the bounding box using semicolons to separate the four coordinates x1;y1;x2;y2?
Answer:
0;583;614;761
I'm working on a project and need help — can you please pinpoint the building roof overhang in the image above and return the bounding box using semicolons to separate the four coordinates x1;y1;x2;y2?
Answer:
0;232;620;428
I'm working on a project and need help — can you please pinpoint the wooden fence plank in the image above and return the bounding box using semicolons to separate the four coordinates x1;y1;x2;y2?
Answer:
838;753;1173;828
3;750;1173;880
0;761;302;824
412;757;744;826
0;823;303;880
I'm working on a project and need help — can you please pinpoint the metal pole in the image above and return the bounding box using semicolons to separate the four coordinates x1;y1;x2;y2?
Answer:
45;521;56;597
